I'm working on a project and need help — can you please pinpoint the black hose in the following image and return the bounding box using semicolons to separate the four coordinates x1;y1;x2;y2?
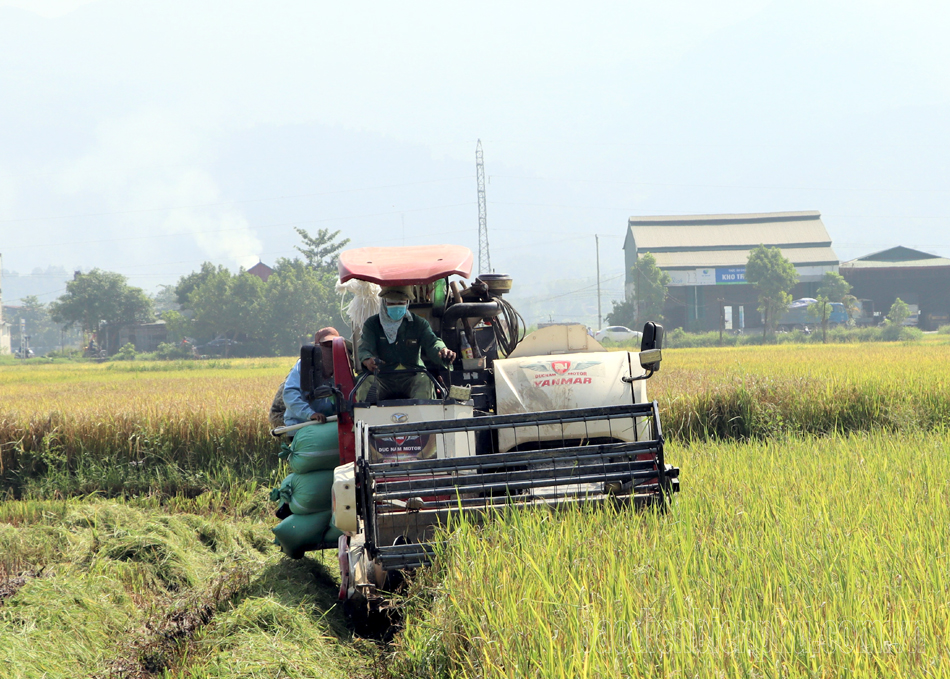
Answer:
442;301;501;327
491;295;525;356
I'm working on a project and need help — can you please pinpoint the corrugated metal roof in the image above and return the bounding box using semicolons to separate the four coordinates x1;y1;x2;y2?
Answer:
841;257;950;269
839;246;950;269
652;246;839;270
628;211;831;251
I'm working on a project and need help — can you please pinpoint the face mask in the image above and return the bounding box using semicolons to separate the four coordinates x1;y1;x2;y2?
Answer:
386;303;407;320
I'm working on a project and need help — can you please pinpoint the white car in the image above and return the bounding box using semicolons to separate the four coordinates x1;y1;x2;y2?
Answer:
594;326;642;344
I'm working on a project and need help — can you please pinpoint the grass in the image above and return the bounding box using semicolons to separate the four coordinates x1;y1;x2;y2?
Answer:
0;495;376;679
391;429;950;678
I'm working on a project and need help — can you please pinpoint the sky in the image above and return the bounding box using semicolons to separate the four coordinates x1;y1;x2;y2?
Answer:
1;0;948;325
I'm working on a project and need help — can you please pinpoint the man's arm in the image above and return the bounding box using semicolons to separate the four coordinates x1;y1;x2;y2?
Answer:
419;317;455;366
358;318;380;371
282;361;322;423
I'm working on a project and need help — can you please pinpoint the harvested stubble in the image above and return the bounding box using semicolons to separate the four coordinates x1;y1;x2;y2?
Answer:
0;498;370;679
391;429;950;678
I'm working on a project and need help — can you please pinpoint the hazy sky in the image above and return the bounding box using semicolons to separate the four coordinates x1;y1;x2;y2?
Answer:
1;0;948;321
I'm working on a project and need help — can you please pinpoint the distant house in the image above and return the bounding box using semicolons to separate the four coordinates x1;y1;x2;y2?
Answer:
118;321;168;353
247;261;274;283
624;211;839;332
840;246;950;330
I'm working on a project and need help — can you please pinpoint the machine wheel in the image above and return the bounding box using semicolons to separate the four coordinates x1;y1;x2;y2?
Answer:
343;596;400;640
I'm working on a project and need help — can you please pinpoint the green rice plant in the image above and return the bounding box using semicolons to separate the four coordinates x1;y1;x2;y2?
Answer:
391;429;950;678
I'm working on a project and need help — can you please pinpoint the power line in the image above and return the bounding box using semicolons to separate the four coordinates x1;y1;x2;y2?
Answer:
489;175;950;194
532;273;625;302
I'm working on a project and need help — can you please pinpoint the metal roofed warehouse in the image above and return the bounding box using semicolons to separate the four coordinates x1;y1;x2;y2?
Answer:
624;211;839;332
840;246;950;330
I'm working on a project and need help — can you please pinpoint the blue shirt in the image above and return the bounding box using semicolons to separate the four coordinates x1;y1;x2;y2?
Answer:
282;359;336;426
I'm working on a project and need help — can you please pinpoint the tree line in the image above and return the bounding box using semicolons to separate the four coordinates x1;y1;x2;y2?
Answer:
28;228;349;357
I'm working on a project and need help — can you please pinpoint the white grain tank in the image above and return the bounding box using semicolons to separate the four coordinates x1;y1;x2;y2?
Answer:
492;324;650;453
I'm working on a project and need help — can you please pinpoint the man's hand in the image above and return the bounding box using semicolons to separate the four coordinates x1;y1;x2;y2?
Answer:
362;357;378;372
439;347;456;363
309;413;327;423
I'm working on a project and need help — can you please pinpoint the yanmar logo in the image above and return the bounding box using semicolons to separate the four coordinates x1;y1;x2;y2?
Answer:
522;360;599;388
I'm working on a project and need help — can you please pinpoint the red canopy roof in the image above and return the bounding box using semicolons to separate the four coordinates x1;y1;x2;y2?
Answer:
338;245;474;285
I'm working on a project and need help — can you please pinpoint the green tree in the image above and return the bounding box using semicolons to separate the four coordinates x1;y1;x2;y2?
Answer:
886;298;910;326
6;296;72;353
160;309;194;344
816;271;852;303
174;262;227;306
49;270;153;353
188;269;265;352
152;284;181;313
606;252;670;330
746;245;799;337
258;258;344;355
807;295;833;343
294;227;350;274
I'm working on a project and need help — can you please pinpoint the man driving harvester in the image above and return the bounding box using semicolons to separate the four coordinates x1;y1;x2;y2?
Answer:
357;285;456;400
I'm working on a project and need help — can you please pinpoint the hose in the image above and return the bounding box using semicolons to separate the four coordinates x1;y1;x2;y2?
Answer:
490;295;525;357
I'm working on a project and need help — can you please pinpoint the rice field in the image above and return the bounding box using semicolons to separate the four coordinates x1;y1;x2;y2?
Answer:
391;429;950;678
650;342;950;441
2;344;948;498
0;358;291;497
1;342;949;677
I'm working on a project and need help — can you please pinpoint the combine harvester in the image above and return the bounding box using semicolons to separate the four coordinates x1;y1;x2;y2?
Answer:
278;244;679;622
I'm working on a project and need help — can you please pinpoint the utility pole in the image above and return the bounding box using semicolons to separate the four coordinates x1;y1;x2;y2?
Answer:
475;140;491;273
595;235;602;330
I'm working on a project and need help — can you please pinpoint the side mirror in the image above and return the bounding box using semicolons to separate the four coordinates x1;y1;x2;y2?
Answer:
639;322;664;373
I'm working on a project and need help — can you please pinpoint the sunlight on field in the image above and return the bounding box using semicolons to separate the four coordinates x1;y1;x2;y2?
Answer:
393;430;950;678
2;345;950;677
0;358;294;495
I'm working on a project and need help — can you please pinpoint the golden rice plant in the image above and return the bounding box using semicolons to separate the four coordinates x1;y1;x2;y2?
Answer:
392;429;950;678
0;359;292;494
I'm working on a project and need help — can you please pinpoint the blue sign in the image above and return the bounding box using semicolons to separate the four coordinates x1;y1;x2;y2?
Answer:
716;267;746;284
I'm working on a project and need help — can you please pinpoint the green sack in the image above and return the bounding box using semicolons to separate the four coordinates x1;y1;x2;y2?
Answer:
270;474;294;503
278;471;333;515
288;422;340;473
272;510;337;557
